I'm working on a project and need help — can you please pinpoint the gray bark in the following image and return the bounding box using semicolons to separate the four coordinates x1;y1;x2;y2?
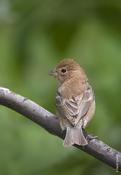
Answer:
0;87;121;171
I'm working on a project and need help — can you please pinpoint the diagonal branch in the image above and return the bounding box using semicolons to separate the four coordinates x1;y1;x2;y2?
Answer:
0;87;121;171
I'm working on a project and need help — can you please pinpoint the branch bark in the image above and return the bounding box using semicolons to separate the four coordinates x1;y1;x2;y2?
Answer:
0;87;121;171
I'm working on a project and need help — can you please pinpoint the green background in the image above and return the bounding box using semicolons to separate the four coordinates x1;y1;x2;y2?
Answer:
0;0;121;174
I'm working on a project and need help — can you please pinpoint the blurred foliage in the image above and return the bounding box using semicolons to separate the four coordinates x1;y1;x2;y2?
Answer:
0;0;121;174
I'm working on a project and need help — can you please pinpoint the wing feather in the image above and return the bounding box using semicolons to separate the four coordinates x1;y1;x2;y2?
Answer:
56;84;95;126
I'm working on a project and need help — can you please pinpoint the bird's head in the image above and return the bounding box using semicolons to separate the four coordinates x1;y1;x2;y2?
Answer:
49;58;87;83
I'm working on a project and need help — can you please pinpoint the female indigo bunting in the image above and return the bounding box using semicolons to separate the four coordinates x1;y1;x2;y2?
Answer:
49;59;95;146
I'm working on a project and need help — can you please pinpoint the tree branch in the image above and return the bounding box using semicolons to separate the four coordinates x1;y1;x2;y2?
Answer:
0;87;121;171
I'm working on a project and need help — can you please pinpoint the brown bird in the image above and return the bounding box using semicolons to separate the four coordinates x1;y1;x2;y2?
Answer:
49;59;95;146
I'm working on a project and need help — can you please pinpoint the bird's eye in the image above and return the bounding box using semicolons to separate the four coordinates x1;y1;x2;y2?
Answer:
61;68;67;73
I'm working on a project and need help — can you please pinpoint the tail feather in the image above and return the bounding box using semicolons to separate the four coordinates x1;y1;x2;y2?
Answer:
64;127;88;147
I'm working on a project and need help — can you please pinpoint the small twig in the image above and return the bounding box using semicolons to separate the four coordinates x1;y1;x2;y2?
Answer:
116;154;119;172
0;87;121;171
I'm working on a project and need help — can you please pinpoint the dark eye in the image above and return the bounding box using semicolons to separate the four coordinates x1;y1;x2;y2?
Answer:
61;68;67;73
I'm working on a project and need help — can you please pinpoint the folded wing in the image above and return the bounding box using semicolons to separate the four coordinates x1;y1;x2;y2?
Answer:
56;84;95;126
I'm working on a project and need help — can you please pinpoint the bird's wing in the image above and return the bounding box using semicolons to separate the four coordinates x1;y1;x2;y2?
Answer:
56;85;95;126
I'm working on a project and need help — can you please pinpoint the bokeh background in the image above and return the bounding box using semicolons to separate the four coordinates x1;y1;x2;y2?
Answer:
0;0;121;174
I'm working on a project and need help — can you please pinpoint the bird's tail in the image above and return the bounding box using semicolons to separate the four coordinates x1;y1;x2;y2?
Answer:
63;126;88;147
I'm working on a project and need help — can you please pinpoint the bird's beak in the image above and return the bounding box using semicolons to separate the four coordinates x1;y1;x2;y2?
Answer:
49;69;58;77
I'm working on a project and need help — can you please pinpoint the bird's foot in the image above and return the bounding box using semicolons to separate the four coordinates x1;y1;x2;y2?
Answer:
82;129;98;142
86;135;98;142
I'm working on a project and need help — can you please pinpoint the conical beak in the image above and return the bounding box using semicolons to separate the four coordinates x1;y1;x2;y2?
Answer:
49;69;57;77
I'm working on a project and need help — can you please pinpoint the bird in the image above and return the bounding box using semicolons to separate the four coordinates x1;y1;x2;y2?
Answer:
49;58;95;146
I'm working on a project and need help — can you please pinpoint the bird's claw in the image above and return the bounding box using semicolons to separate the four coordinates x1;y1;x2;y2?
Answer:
86;135;98;142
